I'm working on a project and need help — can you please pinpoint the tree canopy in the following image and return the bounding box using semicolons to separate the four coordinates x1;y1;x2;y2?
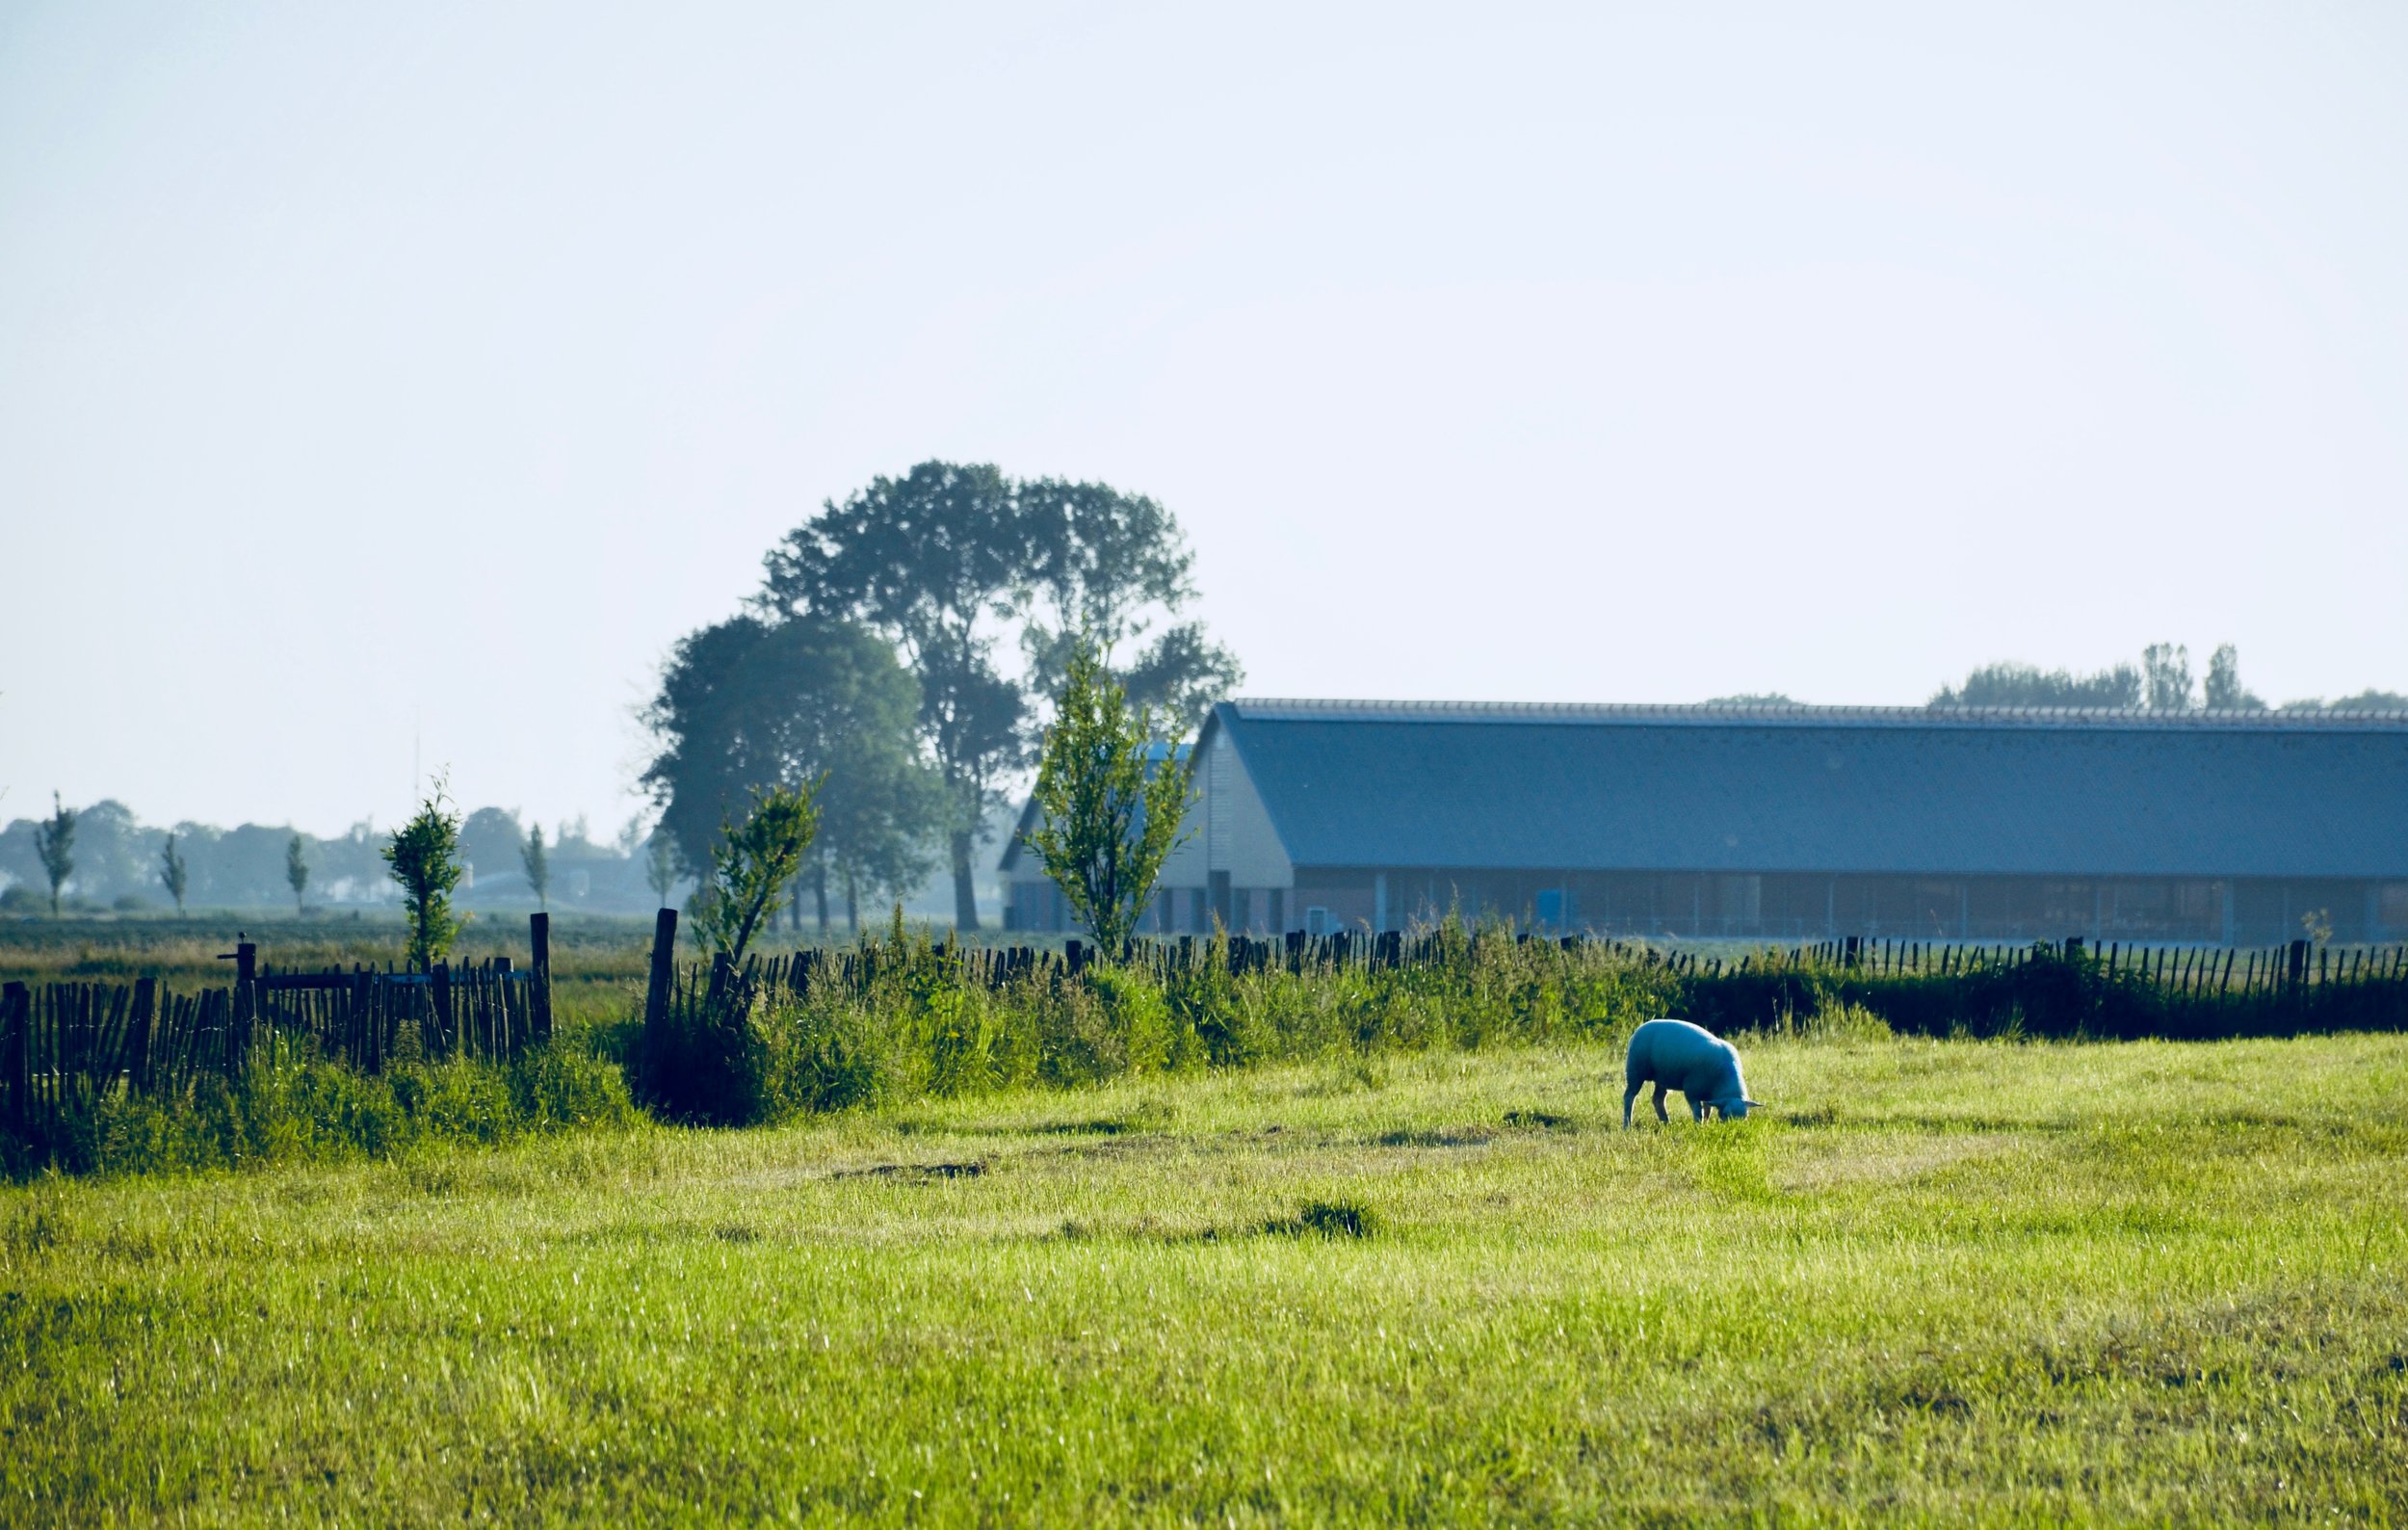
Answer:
754;461;1241;927
1929;661;2144;709
1929;644;2408;714
642;614;943;932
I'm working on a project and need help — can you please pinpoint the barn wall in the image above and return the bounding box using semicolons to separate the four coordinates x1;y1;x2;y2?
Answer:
1290;867;2408;945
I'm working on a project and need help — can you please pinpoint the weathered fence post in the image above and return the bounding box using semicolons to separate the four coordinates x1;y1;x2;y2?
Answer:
0;983;25;1133
643;908;679;1033
529;911;553;1042
1065;939;1086;975
353;968;376;1071
431;962;454;1056
129;977;156;1094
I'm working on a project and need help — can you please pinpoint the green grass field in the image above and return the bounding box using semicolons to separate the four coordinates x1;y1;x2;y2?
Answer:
4;1032;2405;1525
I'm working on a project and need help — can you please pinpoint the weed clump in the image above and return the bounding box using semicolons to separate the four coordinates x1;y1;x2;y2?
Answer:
1276;1198;1380;1239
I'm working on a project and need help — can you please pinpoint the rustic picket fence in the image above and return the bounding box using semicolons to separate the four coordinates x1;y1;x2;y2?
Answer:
0;914;555;1142
635;905;2408;1042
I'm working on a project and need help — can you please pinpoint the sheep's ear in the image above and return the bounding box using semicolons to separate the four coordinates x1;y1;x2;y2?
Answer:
1743;1098;1765;1108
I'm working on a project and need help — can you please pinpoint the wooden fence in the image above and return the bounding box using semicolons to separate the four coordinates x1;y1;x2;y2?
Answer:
0;914;555;1141
637;907;2408;1041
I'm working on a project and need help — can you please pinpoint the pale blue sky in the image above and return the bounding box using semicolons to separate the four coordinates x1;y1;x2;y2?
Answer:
4;2;2405;835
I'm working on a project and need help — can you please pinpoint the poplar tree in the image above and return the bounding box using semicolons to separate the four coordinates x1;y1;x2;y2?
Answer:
285;833;310;915
645;833;681;907
521;824;550;908
34;793;75;916
159;831;189;915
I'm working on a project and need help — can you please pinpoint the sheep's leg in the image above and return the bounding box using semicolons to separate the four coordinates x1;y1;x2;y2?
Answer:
1622;1082;1640;1130
1651;1082;1669;1123
1690;1095;1706;1122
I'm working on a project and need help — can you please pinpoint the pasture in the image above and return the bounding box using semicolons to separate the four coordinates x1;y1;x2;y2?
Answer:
4;1031;2404;1525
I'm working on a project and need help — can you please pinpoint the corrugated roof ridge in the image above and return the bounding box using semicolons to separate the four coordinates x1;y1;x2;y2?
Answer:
1225;698;2408;729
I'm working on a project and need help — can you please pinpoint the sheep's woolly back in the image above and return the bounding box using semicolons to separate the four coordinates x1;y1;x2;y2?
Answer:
1625;1018;1747;1104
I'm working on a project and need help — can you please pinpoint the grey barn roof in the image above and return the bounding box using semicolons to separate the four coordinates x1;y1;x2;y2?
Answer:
1202;699;2408;880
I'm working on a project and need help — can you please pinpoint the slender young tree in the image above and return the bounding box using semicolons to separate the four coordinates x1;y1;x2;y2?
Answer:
159;831;189;915
1023;638;1197;956
382;781;468;970
521;824;551;909
644;832;682;907
34;793;75;916
687;783;820;966
285;833;310;915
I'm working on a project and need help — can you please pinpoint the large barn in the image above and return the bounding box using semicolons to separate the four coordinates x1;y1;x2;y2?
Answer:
1000;699;2408;946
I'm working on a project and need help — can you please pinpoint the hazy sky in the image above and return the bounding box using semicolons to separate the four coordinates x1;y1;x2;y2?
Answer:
5;2;2405;837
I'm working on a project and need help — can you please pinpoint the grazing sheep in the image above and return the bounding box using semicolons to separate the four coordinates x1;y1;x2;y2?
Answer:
1623;1018;1761;1126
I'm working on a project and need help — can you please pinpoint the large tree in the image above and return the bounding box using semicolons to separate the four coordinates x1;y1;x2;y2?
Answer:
1016;475;1244;737
760;462;1242;926
760;462;1032;928
642;614;942;934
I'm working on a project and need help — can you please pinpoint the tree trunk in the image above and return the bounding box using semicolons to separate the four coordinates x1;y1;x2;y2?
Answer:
950;829;981;930
814;862;830;933
845;870;859;935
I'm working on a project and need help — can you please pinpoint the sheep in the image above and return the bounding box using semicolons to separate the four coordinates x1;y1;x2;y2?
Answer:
1623;1017;1761;1126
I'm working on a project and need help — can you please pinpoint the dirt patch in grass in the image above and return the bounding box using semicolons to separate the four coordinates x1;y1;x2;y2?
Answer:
828;1160;986;1182
1504;1110;1577;1131
1374;1127;1495;1148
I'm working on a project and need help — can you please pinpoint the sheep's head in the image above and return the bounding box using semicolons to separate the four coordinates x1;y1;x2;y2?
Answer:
1713;1097;1764;1120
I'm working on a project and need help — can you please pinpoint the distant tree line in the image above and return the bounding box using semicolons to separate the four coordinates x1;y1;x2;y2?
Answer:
0;800;671;916
1928;644;2408;714
640;461;1243;933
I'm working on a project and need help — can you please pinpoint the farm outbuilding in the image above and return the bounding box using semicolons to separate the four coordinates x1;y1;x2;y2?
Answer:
1000;699;2408;946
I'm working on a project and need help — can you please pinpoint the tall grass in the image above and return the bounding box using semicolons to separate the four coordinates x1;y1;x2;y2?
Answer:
633;922;1688;1124
630;923;2408;1129
2;1040;636;1179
